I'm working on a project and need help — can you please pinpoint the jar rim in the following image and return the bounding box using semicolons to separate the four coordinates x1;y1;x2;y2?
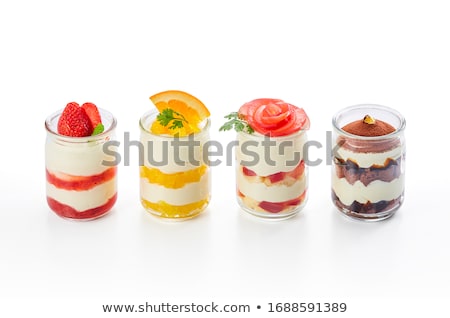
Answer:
45;108;117;143
236;126;307;140
332;104;406;140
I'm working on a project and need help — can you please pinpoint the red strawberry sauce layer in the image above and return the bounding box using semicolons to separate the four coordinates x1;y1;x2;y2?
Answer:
239;160;307;213
242;160;305;183
46;167;117;191
47;193;117;220
238;189;307;213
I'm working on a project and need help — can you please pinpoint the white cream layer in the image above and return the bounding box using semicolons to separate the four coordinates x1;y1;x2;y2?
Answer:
140;173;210;205
46;141;117;176
236;131;307;176
140;131;209;174
46;179;117;211
237;172;307;202
334;145;404;168
332;173;404;206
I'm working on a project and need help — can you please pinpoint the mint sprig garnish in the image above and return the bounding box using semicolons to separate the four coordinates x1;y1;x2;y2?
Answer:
92;123;104;136
157;108;188;129
219;112;254;133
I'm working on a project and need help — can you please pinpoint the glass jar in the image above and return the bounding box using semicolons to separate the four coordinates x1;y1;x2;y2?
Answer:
139;110;211;220
331;104;406;221
236;130;308;219
45;109;118;220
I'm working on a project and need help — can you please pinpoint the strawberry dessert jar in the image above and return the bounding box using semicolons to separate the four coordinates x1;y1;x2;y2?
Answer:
45;102;118;220
221;98;310;220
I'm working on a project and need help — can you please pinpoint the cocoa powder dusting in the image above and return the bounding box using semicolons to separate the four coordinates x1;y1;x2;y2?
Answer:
342;116;396;137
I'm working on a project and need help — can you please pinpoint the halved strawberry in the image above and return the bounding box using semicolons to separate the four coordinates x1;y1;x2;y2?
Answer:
57;102;93;137
81;102;102;127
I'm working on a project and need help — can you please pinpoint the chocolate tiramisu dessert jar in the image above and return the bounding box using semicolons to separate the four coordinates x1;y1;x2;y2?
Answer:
331;104;406;221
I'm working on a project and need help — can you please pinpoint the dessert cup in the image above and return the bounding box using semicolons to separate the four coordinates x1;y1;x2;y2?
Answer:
139;109;211;220
331;104;406;221
45;108;118;220
236;129;308;220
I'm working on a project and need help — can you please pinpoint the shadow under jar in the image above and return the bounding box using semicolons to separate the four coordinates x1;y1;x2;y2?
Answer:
45;109;118;220
331;104;406;221
139;109;211;220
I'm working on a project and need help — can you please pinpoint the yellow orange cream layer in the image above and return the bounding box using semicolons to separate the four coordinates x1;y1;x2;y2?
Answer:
140;165;207;189
141;198;209;218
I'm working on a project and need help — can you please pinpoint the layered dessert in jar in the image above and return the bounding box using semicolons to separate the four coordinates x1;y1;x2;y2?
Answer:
331;104;406;221
140;90;211;219
45;102;118;220
220;98;309;219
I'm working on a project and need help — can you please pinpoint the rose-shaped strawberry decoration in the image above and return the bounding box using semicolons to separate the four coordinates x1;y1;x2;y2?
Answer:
237;98;310;137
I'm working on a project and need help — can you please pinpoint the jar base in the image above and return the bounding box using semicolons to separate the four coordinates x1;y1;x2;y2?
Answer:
47;194;116;221
333;196;404;222
237;196;306;220
143;209;206;221
140;198;209;221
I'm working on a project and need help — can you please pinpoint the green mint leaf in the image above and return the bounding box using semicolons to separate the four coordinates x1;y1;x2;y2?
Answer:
235;121;244;132
92;123;104;136
157;108;188;129
246;125;254;134
219;112;254;134
169;120;184;130
224;112;239;120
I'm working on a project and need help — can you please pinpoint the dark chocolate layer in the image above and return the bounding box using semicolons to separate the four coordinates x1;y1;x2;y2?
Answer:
332;190;403;214
334;157;403;186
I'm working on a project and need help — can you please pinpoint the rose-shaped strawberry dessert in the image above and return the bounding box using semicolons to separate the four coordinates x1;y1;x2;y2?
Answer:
220;98;310;219
238;98;309;137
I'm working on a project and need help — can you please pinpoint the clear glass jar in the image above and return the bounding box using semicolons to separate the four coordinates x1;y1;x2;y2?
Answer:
236;130;308;219
45;109;118;220
331;104;406;221
139;110;211;220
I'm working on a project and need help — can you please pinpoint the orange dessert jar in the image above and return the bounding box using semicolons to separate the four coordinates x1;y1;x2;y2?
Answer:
139;90;211;220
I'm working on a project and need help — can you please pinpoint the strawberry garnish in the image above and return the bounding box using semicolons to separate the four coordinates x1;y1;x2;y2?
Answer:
238;99;309;137
81;102;102;127
57;102;93;137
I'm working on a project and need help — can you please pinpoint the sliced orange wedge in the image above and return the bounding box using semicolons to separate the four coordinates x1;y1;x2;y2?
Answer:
149;90;210;136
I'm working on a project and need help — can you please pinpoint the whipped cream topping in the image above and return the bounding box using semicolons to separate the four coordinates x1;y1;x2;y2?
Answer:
46;140;117;176
236;131;307;176
140;130;209;174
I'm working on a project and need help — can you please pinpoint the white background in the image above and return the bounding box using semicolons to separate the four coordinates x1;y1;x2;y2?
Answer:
0;0;449;317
